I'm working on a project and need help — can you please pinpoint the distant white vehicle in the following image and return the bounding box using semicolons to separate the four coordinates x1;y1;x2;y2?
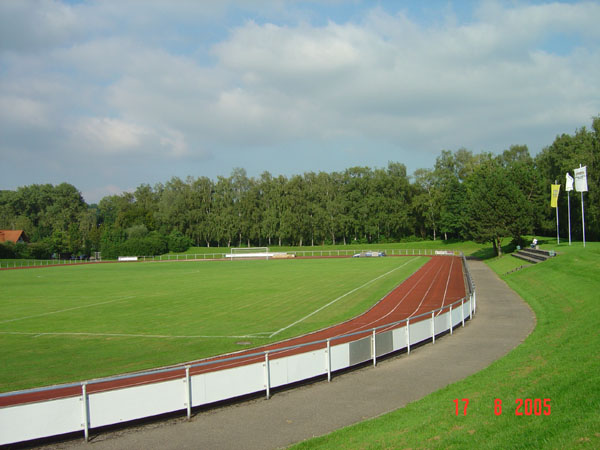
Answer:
352;251;386;258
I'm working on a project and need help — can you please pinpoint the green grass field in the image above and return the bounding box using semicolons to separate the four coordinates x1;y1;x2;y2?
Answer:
0;256;428;393
291;241;600;449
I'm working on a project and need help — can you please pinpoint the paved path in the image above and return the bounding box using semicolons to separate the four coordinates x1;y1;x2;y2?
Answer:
37;260;535;450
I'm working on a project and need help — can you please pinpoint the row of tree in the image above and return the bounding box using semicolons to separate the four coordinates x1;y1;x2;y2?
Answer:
1;117;598;258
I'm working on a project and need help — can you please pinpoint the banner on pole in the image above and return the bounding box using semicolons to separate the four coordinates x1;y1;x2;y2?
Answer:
566;173;574;192
551;184;560;208
574;166;588;192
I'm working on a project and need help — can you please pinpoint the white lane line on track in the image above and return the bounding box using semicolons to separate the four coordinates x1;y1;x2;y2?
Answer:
343;256;448;336
435;256;454;317
406;261;446;319
268;257;420;338
94;258;456;384
332;258;441;337
208;258;429;372
0;331;273;339
114;258;460;382
376;257;455;334
81;257;440;381
0;296;136;324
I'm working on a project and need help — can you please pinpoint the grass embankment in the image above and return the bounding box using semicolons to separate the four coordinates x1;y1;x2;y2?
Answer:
0;257;427;393
291;242;600;449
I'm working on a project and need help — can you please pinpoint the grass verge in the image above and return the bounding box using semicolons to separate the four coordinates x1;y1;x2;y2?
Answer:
290;241;600;449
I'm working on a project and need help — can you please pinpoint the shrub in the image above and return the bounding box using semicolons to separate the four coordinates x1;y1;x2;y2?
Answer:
28;241;52;259
0;242;16;258
126;224;149;239
168;230;193;253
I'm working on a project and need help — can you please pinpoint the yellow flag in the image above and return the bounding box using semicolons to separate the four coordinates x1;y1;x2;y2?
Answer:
551;184;560;208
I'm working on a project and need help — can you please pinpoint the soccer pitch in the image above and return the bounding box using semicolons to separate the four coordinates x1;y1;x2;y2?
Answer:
0;256;427;392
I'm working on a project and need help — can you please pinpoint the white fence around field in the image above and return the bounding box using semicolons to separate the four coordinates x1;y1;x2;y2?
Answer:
156;248;459;260
0;258;94;269
0;248;459;268
0;254;475;446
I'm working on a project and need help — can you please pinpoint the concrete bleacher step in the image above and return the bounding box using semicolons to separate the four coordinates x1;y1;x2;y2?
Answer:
518;250;547;261
511;247;556;264
524;248;555;258
511;252;541;264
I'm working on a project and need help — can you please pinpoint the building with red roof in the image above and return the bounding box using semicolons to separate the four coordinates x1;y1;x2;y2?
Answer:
0;230;28;243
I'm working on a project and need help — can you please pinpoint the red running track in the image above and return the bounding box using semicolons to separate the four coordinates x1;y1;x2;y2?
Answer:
0;256;465;407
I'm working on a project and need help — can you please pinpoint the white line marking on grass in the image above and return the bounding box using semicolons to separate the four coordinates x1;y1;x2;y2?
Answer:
269;258;419;338
0;296;136;324
0;331;272;339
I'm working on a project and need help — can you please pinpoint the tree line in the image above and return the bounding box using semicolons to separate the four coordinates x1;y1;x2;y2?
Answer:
1;116;598;258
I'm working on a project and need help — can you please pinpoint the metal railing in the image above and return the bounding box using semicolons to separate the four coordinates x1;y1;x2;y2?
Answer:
0;258;93;269
0;295;473;403
0;253;474;445
1;248;460;268
153;248;459;260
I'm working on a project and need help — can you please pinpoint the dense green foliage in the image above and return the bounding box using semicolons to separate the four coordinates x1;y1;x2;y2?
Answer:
0;256;427;392
466;155;536;256
1;117;598;257
291;243;600;449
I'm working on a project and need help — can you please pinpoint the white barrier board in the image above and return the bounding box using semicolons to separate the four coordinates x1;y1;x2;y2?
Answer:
89;379;184;428
0;397;82;445
0;253;475;446
200;362;264;404
452;304;464;327
270;350;326;388
435;313;448;335
330;342;350;371
393;326;408;351
409;319;431;345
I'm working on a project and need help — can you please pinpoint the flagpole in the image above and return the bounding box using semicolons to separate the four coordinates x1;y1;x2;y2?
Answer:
555;179;560;245
567;190;571;245
574;165;587;248
566;172;574;246
581;191;586;248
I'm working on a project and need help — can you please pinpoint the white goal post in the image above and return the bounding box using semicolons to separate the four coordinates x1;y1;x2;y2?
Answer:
227;247;272;260
225;247;295;260
232;247;269;255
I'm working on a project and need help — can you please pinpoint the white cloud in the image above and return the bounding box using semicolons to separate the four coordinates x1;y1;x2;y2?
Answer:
159;128;189;158
68;117;191;158
0;96;50;129
0;0;81;52
214;21;361;78
475;1;600;39
70;117;148;153
1;1;599;200
206;2;599;152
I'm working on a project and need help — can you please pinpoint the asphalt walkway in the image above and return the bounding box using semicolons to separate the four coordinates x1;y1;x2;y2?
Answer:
37;260;535;450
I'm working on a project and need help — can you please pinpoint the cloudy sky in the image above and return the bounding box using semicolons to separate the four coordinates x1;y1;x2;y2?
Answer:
1;0;599;203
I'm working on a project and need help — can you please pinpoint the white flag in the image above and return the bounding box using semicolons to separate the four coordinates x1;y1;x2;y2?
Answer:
574;166;588;192
566;173;574;192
